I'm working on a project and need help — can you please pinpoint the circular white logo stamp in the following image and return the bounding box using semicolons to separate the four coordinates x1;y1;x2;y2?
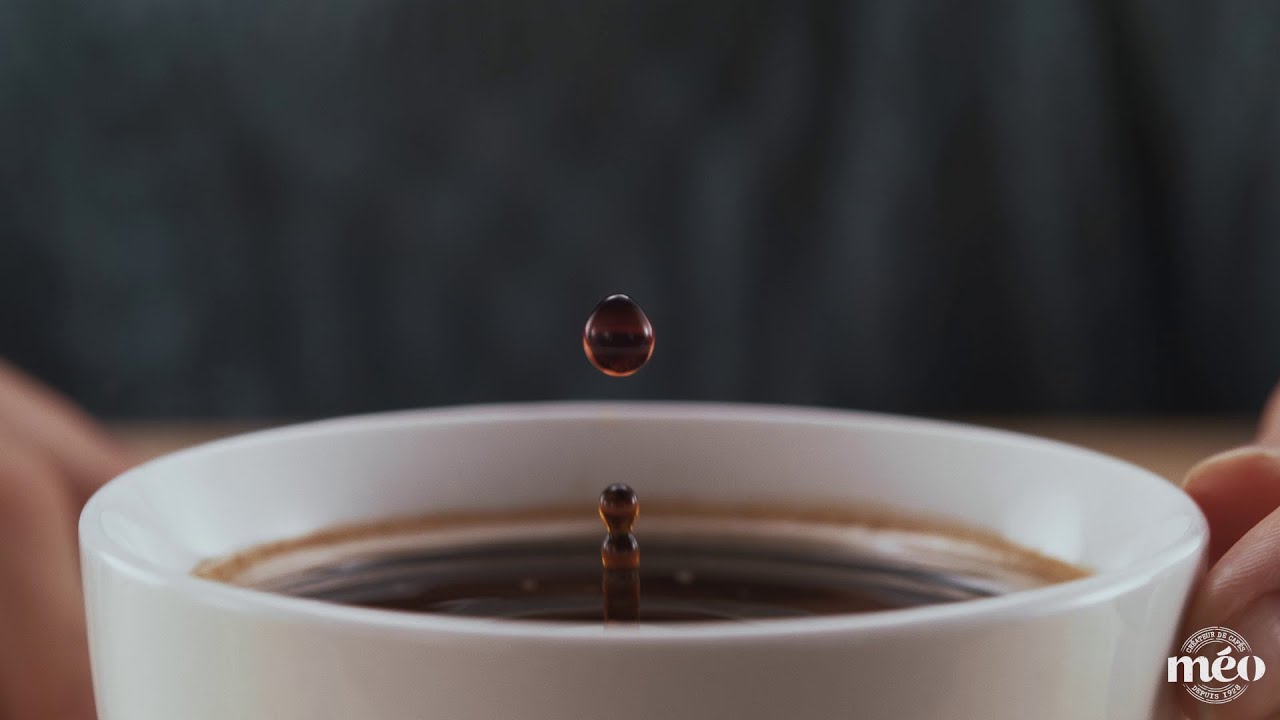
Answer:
1167;626;1267;705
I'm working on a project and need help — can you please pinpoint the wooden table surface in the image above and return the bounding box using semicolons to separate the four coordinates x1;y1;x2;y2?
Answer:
109;415;1258;483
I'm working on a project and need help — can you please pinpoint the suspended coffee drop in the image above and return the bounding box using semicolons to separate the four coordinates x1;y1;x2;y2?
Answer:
583;294;654;377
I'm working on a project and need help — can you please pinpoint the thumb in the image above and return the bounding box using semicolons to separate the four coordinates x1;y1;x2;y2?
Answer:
1180;449;1280;719
1183;380;1280;566
1184;448;1280;566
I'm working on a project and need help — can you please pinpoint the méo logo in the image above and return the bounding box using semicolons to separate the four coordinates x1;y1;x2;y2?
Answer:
1168;626;1267;705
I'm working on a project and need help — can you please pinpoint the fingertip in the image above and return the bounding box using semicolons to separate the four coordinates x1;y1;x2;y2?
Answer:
68;436;141;502
1181;446;1280;565
100;442;140;479
1182;445;1280;492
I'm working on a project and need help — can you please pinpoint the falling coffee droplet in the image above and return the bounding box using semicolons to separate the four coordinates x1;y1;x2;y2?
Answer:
583;295;654;377
599;483;640;622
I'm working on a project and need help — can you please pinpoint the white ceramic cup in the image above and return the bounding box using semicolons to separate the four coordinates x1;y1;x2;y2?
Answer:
81;403;1206;720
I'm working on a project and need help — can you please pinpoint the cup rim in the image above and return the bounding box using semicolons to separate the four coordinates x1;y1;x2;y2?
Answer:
81;401;1207;642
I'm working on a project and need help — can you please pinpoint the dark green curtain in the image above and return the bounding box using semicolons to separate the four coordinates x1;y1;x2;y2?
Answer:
1;1;1278;417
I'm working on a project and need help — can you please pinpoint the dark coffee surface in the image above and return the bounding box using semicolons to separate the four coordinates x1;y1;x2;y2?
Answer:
201;509;1087;623
254;535;1009;621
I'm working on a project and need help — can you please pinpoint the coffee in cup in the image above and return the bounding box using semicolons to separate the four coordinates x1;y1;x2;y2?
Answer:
195;484;1087;622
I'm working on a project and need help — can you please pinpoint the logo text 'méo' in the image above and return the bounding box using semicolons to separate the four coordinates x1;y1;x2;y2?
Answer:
1168;626;1267;705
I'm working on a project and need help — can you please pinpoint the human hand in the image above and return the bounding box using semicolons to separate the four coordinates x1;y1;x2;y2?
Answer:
0;359;133;719
1179;383;1280;719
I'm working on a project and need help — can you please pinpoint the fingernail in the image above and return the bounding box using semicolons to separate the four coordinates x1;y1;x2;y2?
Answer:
1208;594;1280;719
1182;447;1280;490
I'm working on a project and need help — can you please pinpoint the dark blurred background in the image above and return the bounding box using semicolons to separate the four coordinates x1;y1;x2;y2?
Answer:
1;1;1278;419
